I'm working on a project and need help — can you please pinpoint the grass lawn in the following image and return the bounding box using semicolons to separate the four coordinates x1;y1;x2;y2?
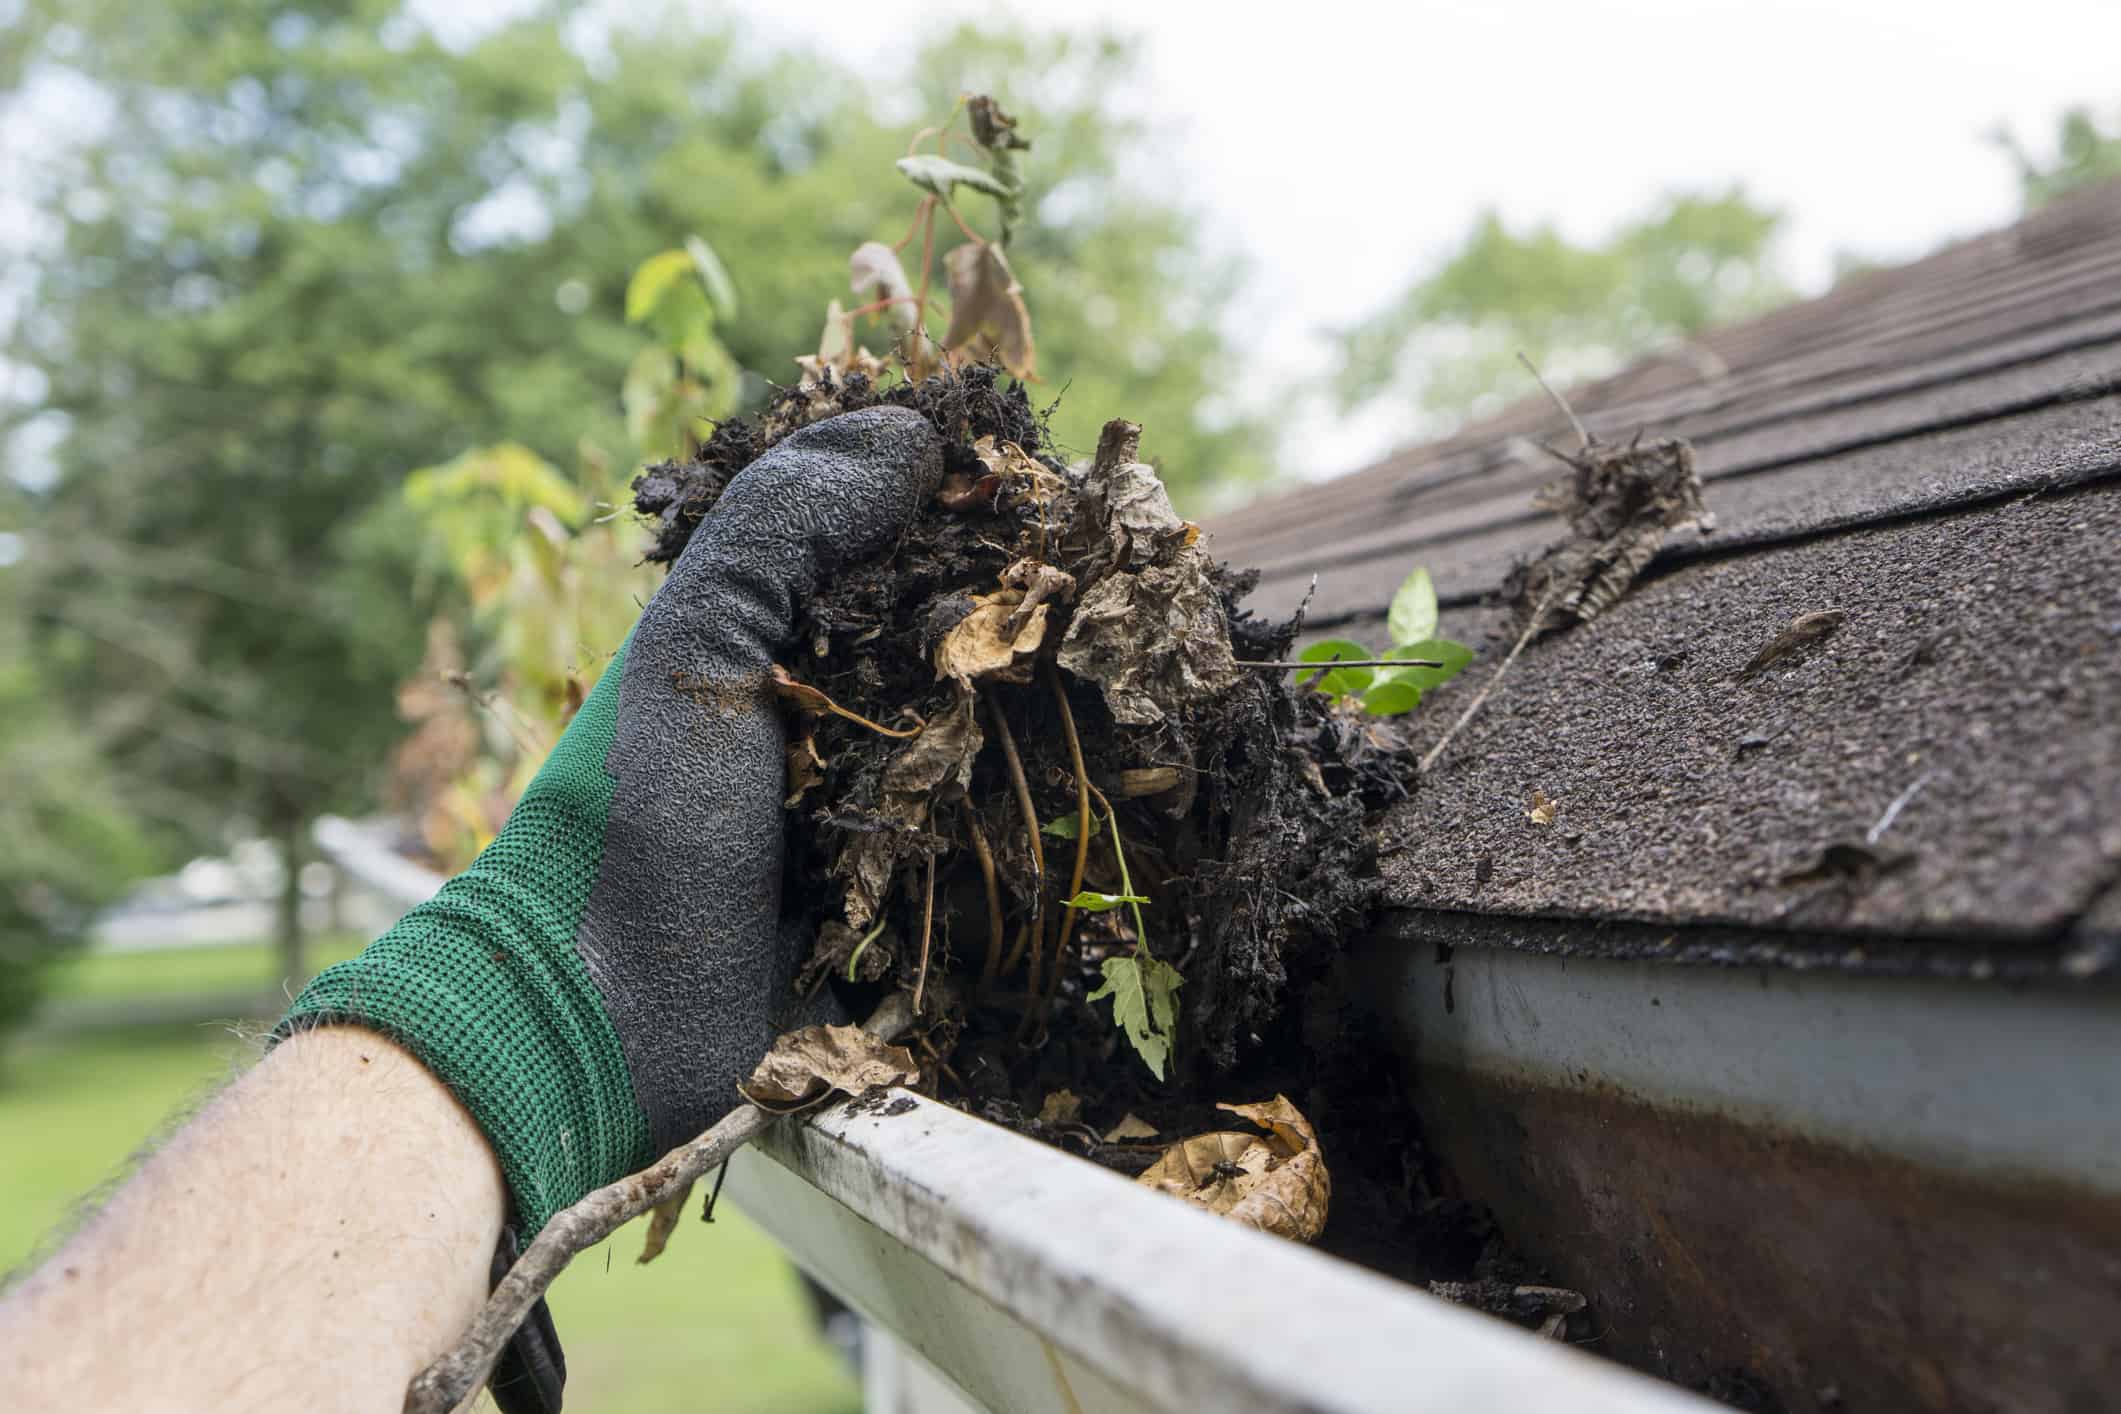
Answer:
1;945;861;1414
48;935;368;1005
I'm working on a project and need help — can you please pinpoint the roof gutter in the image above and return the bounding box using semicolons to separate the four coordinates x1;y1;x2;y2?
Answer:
725;1089;1719;1413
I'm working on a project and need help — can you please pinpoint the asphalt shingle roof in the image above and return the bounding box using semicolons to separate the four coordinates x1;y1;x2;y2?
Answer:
1207;183;2121;973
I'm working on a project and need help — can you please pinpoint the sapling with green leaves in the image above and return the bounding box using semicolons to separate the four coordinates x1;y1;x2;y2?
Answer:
1296;566;1474;715
1047;796;1181;1079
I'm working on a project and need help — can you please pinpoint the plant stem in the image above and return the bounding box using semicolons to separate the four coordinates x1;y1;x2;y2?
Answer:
1024;665;1092;1040
912;851;937;1015
845;915;888;983
965;813;1005;989
1087;783;1150;958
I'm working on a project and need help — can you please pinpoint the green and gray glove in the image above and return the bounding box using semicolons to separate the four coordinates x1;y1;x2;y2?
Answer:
278;407;942;1410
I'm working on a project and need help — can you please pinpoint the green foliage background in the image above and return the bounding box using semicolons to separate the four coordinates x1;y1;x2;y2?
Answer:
0;5;1271;1031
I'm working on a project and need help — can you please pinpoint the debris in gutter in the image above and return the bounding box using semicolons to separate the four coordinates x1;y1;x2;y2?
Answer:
1137;1094;1330;1243
1428;1278;1588;1338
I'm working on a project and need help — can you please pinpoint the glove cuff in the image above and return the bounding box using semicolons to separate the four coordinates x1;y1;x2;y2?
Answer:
275;651;652;1237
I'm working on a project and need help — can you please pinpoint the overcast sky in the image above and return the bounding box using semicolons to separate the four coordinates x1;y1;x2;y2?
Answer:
13;0;2121;488
749;0;2121;479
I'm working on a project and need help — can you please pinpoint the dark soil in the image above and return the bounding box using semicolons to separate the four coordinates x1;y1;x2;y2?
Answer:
633;367;1568;1335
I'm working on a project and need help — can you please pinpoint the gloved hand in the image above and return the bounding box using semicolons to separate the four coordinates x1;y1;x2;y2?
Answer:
277;407;942;1411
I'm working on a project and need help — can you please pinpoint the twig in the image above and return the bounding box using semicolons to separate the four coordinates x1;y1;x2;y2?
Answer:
1024;664;1092;1040
405;1001;915;1414
966;814;1006;989
912;851;937;1015
1518;351;1590;454
405;1104;777;1413
1417;591;1558;776
1867;771;1936;845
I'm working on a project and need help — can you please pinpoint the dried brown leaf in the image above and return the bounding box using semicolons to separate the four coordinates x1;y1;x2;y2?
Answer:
1526;789;1558;826
1058;558;1241;727
1739;608;1846;680
737;1024;919;1113
1506;436;1709;634
942;242;1036;378
1102;1113;1161;1142
1137;1093;1329;1242
636;1183;691;1265
848;241;917;334
934;591;1048;686
785;732;826;807
834;694;983;928
1037;1089;1083;1126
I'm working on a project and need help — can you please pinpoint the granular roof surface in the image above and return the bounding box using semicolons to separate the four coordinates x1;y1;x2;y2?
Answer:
1207;182;2121;973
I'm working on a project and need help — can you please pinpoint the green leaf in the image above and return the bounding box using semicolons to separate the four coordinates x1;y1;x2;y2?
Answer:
1376;638;1476;695
622;346;677;451
625;249;695;324
1297;638;1376;700
895;154;1014;203
1043;813;1102;841
684;235;739;320
1063;890;1149;912
1088;955;1184;1080
1388;567;1439;649
1361;680;1422;716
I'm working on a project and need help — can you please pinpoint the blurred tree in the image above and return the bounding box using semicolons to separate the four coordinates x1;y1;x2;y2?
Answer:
1334;187;1789;430
0;532;156;1057
1993;105;2121;210
0;5;1266;985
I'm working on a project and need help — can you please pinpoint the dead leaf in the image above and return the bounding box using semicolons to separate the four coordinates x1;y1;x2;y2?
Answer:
934;591;1048;685
1527;789;1559;826
637;1185;691;1265
941;241;1036;378
1059;559;1242;726
1101;461;1191;566
848;241;917;334
970;436;1061;506
1137;1094;1329;1243
833;693;983;928
998;557;1075;634
935;470;1002;511
785;732;826;807
1739;608;1846;680
1037;1089;1083;1126
738;1024;919;1113
1505;435;1709;634
1102;1113;1160;1143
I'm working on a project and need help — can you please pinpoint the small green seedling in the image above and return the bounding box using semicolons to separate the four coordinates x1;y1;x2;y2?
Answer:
1296;567;1473;716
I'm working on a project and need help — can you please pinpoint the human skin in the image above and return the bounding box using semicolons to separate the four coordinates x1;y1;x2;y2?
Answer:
0;1026;504;1412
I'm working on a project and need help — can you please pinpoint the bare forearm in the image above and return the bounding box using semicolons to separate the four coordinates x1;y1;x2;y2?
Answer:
0;1027;505;1412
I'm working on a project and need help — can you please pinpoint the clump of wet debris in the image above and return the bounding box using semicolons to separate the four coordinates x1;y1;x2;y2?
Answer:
636;366;1399;1087
635;366;1594;1339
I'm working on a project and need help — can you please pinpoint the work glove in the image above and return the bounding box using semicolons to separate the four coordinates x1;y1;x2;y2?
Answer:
277;407;943;1411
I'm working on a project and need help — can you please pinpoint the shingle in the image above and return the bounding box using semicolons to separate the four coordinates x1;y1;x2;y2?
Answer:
1205;180;2121;959
1375;485;2121;958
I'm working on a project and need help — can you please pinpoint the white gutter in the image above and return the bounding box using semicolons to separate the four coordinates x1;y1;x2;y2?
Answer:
725;1090;1720;1414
